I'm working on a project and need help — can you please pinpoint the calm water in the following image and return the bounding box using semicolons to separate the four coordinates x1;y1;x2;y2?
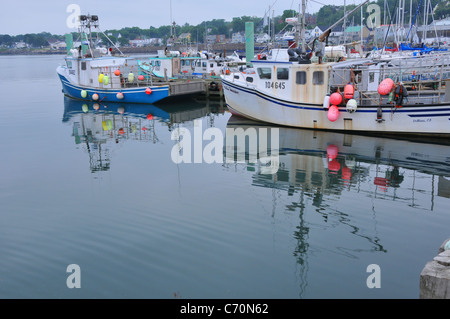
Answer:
0;55;449;299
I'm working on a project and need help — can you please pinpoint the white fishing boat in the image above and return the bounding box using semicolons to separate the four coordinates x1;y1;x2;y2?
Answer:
221;2;450;137
57;14;170;104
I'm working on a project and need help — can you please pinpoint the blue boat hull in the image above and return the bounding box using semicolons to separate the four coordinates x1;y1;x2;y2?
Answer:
58;73;169;104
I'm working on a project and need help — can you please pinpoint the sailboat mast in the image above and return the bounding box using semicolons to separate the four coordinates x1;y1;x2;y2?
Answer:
301;0;306;51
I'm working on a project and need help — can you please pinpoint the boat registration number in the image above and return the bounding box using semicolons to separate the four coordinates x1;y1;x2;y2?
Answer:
265;81;286;89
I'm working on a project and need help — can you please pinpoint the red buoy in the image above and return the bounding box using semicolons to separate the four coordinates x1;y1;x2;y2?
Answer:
147;113;153;120
378;78;394;95
344;84;354;99
145;87;152;95
329;92;343;105
138;75;144;81
328;159;341;173
114;69;121;76
327;105;339;122
327;144;339;160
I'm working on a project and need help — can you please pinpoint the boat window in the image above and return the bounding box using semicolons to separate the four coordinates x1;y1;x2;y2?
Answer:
202;62;207;68
313;71;324;85
369;72;375;83
81;62;86;70
277;68;289;80
66;61;72;69
296;71;306;85
257;67;272;79
185;60;190;66
246;77;254;83
156;61;161;67
234;75;240;79
210;63;214;68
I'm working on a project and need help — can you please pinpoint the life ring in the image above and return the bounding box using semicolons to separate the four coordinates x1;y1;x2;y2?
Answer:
209;81;218;91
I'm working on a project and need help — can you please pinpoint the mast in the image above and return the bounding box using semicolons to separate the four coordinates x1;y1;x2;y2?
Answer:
343;0;347;45
301;0;306;52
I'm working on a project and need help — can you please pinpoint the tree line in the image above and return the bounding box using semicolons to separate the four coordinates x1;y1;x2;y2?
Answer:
1;0;448;48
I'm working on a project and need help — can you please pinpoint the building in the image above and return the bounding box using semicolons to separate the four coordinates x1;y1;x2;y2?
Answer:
231;32;246;43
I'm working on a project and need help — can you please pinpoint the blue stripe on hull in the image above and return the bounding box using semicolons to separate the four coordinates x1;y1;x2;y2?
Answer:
222;79;450;114
58;74;169;104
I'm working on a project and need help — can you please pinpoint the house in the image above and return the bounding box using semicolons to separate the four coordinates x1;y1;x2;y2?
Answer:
14;41;28;49
256;33;271;43
231;32;246;43
48;40;67;50
178;33;191;43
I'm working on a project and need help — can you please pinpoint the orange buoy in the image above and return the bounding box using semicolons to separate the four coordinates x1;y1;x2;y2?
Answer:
118;128;124;135
327;105;339;122
147;113;153;120
138;75;144;81
116;92;124;100
329;92;343;105
145;87;152;95
114;69;121;76
344;84;354;99
378;78;394;95
92;93;99;101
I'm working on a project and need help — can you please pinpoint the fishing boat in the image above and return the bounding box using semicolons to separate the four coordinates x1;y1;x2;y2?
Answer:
221;2;450;137
57;14;170;104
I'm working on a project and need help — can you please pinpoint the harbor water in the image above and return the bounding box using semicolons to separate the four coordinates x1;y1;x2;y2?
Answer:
0;55;449;299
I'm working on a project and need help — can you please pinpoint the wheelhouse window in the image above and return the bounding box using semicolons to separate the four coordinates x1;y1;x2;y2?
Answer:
313;71;324;85
246;77;254;83
81;62;86;70
296;71;306;84
277;68;289;80
369;72;375;83
257;67;272;79
202;62;207;68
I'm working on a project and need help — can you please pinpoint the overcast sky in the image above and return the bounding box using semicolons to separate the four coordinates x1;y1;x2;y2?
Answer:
0;0;362;35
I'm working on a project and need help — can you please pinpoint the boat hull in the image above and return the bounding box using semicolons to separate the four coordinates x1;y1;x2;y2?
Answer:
222;77;450;137
57;71;169;104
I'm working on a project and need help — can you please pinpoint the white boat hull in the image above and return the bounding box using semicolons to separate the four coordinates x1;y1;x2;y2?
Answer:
222;77;450;136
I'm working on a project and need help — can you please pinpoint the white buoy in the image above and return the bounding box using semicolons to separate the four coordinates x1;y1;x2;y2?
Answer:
346;99;358;113
323;95;330;109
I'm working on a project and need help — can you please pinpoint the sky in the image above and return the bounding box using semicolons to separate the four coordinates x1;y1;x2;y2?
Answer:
0;0;365;36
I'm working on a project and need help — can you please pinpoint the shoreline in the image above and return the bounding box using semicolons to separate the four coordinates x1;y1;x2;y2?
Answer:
0;43;248;56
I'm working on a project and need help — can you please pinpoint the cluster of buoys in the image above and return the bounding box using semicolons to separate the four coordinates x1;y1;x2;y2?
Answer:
326;83;359;121
325;144;353;180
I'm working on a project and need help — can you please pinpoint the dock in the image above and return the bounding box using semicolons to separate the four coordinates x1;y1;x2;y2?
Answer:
153;78;225;100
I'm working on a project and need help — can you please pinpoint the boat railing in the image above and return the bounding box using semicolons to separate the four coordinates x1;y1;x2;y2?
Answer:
329;56;450;107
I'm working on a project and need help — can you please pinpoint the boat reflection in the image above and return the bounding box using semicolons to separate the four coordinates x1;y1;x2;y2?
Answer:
225;115;450;204
225;115;450;297
62;96;226;173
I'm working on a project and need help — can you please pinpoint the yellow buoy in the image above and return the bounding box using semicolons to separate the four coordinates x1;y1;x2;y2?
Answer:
128;72;134;83
98;73;104;84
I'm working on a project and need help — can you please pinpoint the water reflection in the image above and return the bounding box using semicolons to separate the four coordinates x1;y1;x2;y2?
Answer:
225;116;450;297
62;96;226;173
